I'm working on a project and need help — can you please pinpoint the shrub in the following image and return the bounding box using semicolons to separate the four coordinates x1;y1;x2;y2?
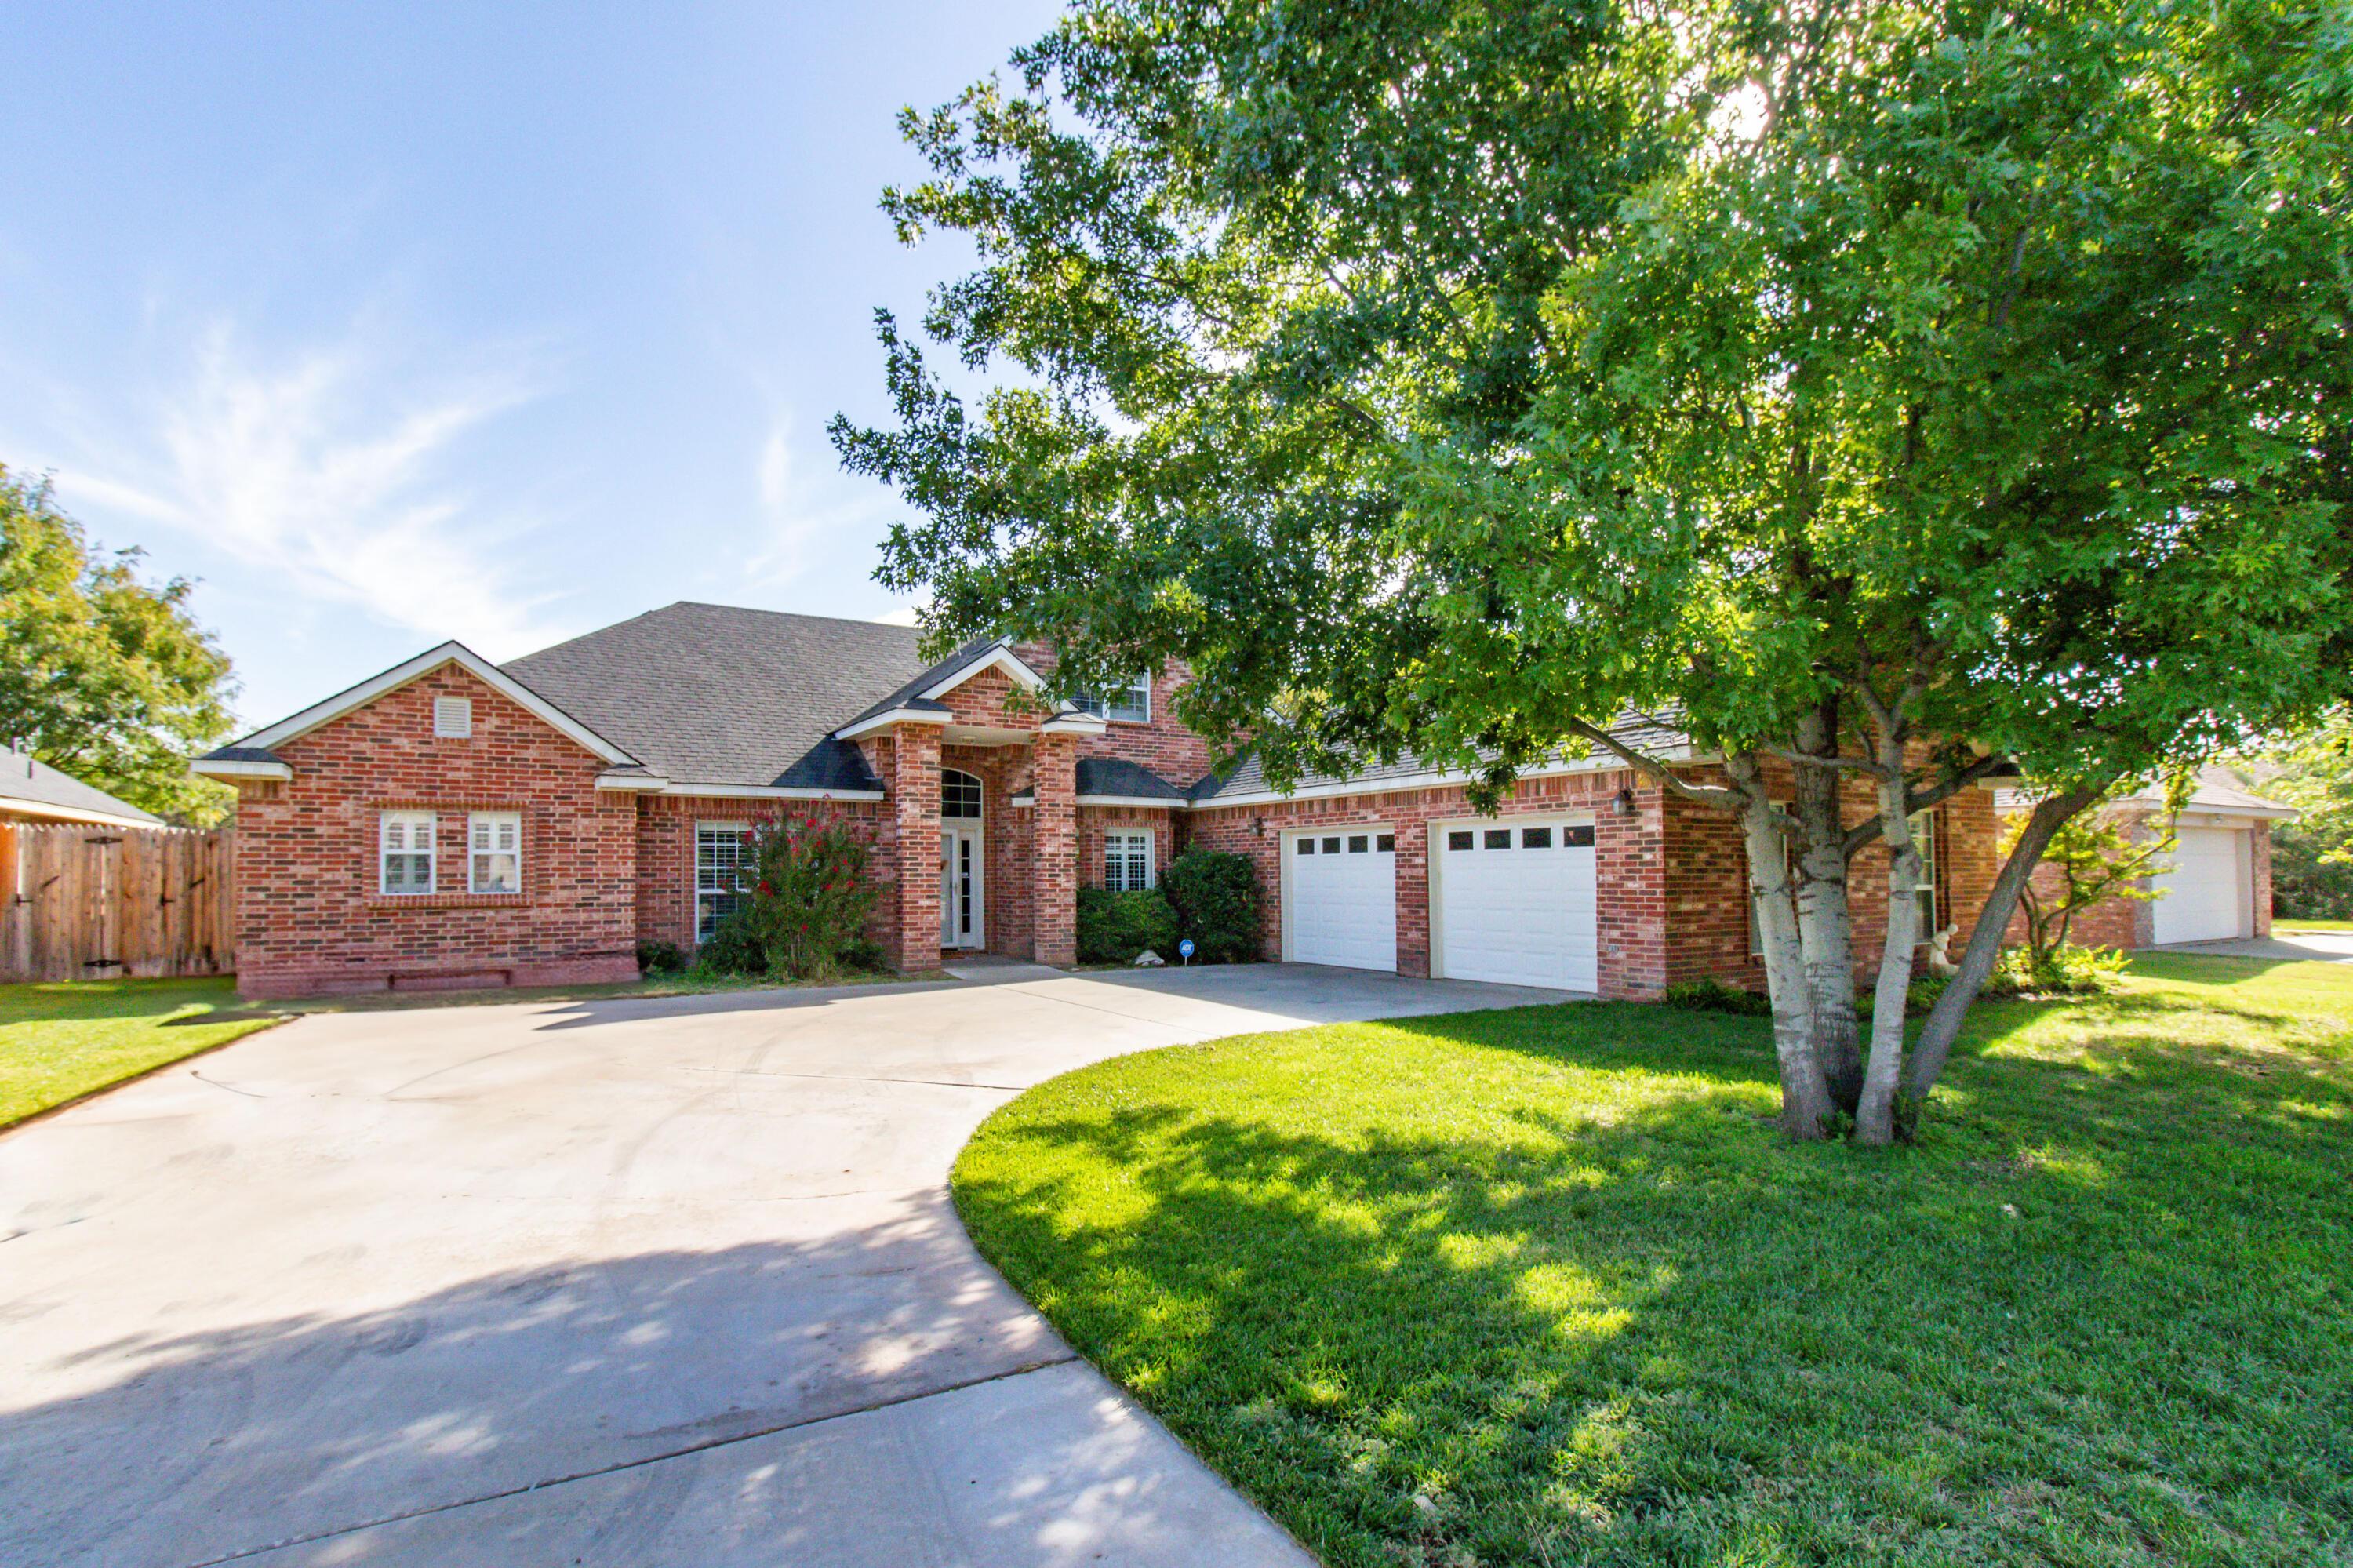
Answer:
635;939;685;976
840;936;889;974
1162;849;1261;962
739;817;884;980
1995;940;2126;995
1078;886;1180;963
1663;978;1773;1016
694;908;766;977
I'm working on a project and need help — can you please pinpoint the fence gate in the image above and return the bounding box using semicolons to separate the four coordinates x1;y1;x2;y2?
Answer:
0;823;235;982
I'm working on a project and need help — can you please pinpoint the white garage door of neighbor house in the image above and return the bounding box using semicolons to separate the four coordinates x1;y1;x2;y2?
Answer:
1286;829;1397;971
2151;825;2249;944
1435;817;1598;991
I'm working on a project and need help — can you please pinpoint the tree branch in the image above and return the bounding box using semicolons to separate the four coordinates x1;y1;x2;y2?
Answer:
1562;716;1745;813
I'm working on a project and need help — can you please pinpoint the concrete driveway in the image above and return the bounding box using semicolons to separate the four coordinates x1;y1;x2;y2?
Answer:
0;962;1568;1567
2152;930;2353;963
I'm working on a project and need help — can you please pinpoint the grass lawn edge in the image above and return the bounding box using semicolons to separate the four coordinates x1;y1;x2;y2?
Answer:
0;1010;293;1137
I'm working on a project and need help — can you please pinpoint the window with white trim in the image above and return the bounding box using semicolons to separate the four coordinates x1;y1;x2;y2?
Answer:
380;810;435;895
469;811;522;893
1104;830;1154;891
695;823;750;943
1911;809;1940;935
1070;675;1151;724
434;697;473;737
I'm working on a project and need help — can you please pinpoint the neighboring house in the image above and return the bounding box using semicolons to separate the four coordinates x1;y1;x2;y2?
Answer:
1998;772;2294;948
195;600;2006;1000
0;744;163;829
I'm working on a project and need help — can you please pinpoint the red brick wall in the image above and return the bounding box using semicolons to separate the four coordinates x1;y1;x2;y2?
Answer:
230;665;638;999
1079;806;1178;891
1032;733;1079;966
1011;646;1215;788
634;792;888;954
2005;810;2275;949
1186;768;1671;999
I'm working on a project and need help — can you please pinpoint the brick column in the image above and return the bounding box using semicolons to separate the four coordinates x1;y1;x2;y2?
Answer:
1031;730;1078;966
891;723;944;971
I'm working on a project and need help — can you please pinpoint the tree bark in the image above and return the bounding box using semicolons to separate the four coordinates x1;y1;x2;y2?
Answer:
1856;738;1922;1146
1791;704;1862;1112
1729;753;1832;1138
1900;784;2104;1101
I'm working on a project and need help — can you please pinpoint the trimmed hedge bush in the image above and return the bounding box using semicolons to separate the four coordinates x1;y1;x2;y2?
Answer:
1162;849;1262;962
1078;886;1180;963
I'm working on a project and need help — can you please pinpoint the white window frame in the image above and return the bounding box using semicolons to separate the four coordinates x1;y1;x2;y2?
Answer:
1070;674;1151;724
468;810;523;894
695;820;751;944
380;810;436;896
434;697;473;738
1911;809;1939;935
1104;829;1155;892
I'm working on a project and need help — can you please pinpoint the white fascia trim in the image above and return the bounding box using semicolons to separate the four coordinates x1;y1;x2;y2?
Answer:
656;781;888;802
237;641;638;766
1;800;167;828
1076;794;1185;809
1038;713;1109;736
1194;748;1690;810
190;758;295;781
918;641;1047;699
594;771;671;792
834;708;954;743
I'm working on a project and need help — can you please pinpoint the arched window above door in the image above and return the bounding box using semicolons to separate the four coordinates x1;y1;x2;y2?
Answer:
943;769;983;820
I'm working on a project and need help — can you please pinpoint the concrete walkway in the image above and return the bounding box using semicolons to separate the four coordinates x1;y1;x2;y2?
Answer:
0;962;1570;1567
2152;930;2353;964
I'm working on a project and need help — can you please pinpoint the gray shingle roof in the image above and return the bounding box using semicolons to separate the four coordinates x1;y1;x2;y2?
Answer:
503;603;932;790
0;745;162;824
1189;714;1692;802
1076;758;1186;800
196;744;286;766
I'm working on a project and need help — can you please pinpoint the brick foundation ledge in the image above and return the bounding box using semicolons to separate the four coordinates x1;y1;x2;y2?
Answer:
238;953;640;1001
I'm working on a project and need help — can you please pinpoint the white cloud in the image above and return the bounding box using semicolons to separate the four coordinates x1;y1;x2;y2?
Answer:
744;406;895;593
42;318;569;660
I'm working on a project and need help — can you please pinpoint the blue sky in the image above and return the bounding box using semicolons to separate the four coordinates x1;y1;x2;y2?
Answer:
0;2;1061;728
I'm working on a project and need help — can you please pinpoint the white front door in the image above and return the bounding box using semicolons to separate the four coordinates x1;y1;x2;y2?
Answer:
2151;825;2248;944
940;828;984;949
1285;828;1397;970
1433;817;1599;991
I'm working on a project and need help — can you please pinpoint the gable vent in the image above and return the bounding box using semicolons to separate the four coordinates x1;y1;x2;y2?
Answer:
434;697;474;738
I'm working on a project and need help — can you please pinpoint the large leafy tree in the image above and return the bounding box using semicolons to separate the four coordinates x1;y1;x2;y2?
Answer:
0;468;236;824
838;0;2353;1142
2238;708;2353;917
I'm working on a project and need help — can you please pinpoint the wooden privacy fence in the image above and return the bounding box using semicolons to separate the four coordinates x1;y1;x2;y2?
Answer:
0;823;235;982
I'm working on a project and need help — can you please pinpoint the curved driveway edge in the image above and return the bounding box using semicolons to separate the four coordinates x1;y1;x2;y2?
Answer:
0;962;1573;1567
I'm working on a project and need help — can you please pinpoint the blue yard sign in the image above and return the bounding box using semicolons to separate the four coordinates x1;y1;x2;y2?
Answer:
1178;938;1196;963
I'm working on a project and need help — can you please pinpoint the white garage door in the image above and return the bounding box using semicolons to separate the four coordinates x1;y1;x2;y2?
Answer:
1435;817;1598;991
1286;828;1396;971
2151;825;2249;944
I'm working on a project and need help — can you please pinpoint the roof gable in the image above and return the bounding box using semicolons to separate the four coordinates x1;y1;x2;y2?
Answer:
213;642;636;766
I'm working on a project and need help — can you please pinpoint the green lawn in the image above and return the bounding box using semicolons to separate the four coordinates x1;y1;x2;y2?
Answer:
2276;917;2353;933
955;954;2353;1567
0;977;283;1128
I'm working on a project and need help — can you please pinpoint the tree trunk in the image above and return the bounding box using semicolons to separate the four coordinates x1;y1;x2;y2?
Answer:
1901;784;2105;1102
1792;707;1861;1112
1729;755;1832;1139
1856;749;1922;1147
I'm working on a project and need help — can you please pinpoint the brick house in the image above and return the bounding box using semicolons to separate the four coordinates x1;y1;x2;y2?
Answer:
195;601;2007;1000
1999;774;2292;949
